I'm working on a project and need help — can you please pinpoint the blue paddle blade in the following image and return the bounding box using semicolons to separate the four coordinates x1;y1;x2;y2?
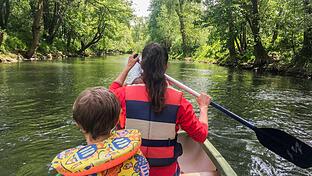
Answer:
255;128;312;169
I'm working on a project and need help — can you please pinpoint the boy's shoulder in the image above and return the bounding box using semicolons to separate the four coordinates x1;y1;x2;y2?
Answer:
49;129;148;175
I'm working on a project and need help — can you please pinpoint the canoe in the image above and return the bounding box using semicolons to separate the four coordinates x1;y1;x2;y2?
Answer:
177;131;237;176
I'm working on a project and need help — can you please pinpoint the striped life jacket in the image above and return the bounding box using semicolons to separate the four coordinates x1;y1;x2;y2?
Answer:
125;84;183;167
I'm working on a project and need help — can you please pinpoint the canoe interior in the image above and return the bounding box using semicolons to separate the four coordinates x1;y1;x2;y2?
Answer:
178;133;219;176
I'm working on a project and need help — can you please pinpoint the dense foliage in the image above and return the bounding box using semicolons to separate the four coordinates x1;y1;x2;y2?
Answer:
0;0;135;57
0;0;311;75
147;0;312;75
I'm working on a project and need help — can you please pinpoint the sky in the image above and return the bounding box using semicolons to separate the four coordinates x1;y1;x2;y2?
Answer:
132;0;151;17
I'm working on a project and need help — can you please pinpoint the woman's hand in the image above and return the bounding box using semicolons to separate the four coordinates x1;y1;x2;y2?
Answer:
126;53;139;71
196;93;211;125
196;93;211;110
113;54;140;86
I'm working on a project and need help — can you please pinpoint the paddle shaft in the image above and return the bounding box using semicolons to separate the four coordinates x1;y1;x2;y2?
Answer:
165;74;312;169
165;74;256;131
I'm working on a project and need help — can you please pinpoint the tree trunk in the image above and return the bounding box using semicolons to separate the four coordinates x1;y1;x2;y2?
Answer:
25;0;44;59
227;33;237;64
77;14;106;55
0;32;4;46
300;29;312;58
78;28;105;55
79;41;86;55
43;0;50;30
78;35;102;55
0;0;10;29
175;0;188;57
226;0;237;64
66;30;72;51
294;0;312;66
241;22;247;52
247;0;271;67
235;37;243;54
238;22;247;54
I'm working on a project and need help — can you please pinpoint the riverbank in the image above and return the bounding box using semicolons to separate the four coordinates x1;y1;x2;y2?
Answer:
0;52;65;63
0;53;21;63
191;58;312;79
1;52;311;79
0;50;130;64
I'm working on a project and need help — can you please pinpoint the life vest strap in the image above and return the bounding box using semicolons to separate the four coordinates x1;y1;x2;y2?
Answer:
142;138;178;147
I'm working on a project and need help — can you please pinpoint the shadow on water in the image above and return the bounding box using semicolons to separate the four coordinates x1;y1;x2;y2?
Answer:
0;56;311;175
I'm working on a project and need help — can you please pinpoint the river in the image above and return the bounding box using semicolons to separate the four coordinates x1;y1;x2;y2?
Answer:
0;55;311;175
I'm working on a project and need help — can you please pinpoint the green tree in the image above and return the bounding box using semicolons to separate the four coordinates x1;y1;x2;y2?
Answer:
294;0;312;68
0;0;10;29
42;0;71;44
244;0;271;67
225;0;237;63
25;0;44;59
131;16;149;52
166;0;201;56
175;0;188;56
148;0;179;50
203;0;242;64
149;0;204;57
61;0;132;55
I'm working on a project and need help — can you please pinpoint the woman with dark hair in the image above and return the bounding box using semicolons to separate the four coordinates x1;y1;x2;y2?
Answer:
110;43;211;176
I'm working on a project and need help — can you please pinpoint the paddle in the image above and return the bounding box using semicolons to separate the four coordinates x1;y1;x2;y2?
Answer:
165;74;312;169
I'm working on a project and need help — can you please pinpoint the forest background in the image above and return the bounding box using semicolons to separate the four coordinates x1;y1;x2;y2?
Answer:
0;0;311;77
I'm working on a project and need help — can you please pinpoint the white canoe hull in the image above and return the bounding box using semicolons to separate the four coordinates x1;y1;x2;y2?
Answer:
178;132;237;176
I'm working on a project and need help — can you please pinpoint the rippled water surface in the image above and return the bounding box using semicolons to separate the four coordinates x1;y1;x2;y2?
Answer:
0;56;311;175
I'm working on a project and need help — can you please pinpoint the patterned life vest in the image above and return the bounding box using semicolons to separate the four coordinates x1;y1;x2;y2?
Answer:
49;129;149;176
125;84;183;167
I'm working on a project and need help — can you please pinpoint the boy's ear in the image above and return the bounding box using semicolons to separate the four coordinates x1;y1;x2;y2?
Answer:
75;123;85;132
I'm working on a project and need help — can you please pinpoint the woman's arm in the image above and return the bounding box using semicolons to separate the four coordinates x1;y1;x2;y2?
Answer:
177;94;211;143
113;54;139;85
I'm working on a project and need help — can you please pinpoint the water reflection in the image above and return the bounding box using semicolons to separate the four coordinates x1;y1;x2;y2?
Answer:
0;56;311;175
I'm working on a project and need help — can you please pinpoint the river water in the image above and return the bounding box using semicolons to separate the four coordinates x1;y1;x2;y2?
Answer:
0;55;311;175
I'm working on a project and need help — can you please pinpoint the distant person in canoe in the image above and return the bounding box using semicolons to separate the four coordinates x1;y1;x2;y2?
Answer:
110;43;211;176
49;87;149;175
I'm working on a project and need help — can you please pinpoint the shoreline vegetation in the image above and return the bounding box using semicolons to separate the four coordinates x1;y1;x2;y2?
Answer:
1;51;311;79
0;0;311;79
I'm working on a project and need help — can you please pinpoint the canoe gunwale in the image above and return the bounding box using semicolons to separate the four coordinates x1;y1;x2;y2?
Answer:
201;139;237;176
178;131;237;176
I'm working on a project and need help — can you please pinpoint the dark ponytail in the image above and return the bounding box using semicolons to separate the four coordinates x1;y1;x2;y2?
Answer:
141;43;168;113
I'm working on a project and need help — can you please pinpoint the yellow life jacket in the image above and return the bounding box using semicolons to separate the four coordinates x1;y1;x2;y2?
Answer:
49;129;149;176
